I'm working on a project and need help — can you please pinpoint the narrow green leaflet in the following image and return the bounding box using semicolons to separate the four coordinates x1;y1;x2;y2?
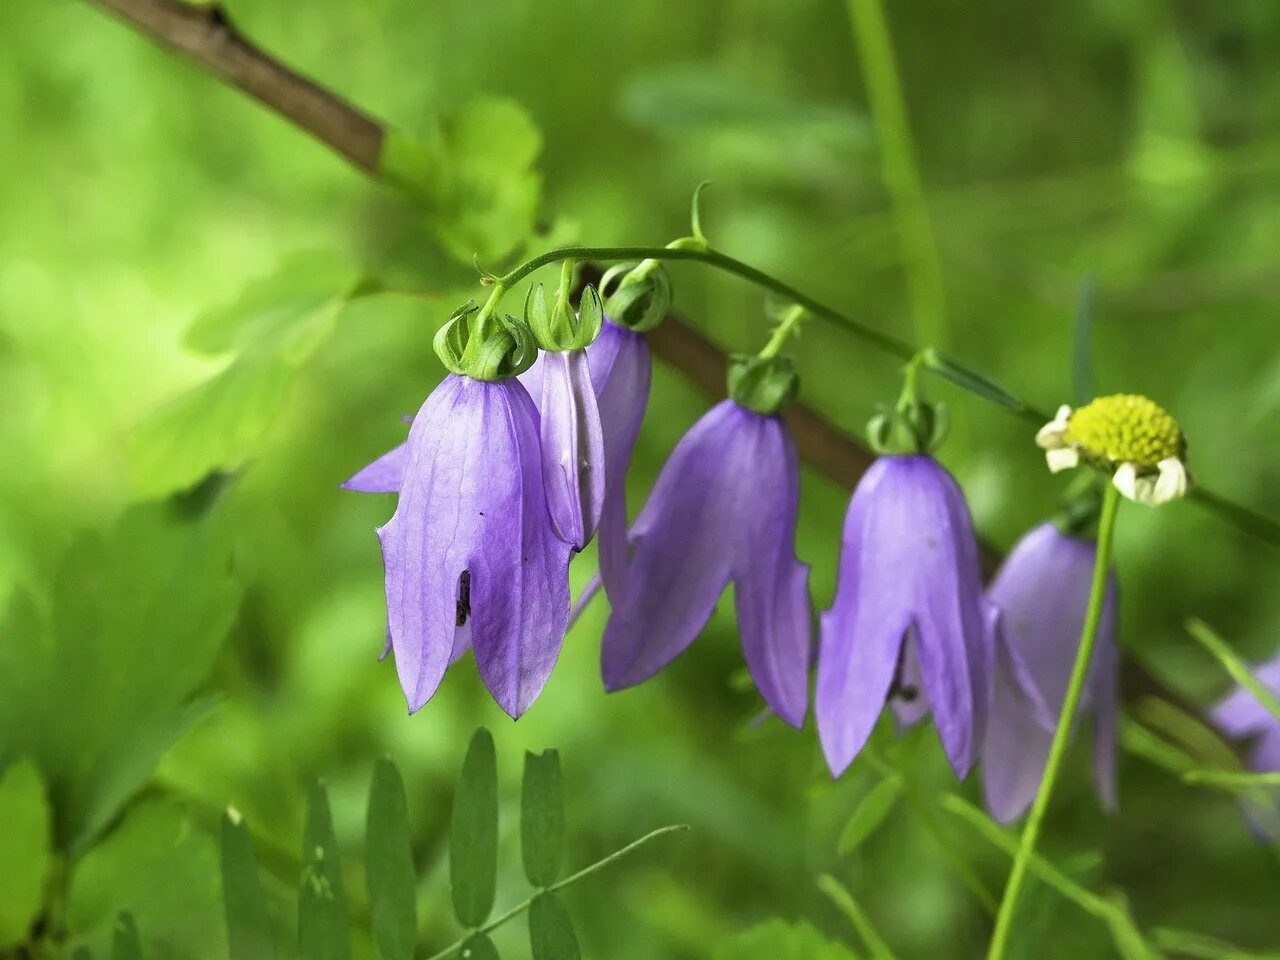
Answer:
521;750;565;887
920;347;1028;414
299;783;351;960
450;729;498;928
110;912;142;960
366;759;418;960
712;919;859;960
527;892;580;960
220;809;277;960
0;760;51;947
818;875;898;960
457;933;501;960
837;776;901;856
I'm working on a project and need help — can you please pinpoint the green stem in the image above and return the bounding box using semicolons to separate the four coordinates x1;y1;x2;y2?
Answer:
758;305;807;359
844;0;947;347
421;824;688;960
1182;769;1280;789
1186;617;1280;726
985;481;1121;960
818;874;899;960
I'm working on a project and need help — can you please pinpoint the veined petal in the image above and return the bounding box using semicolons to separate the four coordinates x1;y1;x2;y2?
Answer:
538;350;606;549
1035;405;1072;449
983;628;1056;823
588;322;651;603
379;376;571;717
731;415;811;727
343;442;407;493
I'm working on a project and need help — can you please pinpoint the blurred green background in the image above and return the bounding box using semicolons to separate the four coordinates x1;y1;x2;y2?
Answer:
2;0;1280;957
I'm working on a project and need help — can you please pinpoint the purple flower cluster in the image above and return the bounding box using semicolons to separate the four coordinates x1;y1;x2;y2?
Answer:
346;295;1125;823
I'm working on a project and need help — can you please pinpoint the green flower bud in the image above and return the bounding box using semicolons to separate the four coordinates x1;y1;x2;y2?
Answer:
602;261;671;333
728;353;799;415
867;400;949;455
434;300;537;381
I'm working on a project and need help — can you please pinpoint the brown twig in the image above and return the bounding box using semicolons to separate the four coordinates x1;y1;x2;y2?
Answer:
86;0;383;172
80;0;1234;760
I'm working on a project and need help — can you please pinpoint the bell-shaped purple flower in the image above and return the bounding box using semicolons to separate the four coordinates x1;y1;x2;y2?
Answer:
1210;653;1280;840
529;350;606;550
600;400;810;726
522;319;651;595
817;454;993;778
981;522;1119;823
348;374;573;718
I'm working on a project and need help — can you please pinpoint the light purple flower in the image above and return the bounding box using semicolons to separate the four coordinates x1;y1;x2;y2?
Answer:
817;455;994;778
1210;653;1280;840
981;522;1119;823
600;400;810;726
522;320;651;597
348;374;573;718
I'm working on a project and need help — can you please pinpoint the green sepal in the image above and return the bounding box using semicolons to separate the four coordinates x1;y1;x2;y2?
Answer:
602;262;671;333
728;354;798;415
867;400;949;455
525;281;602;352
433;302;537;381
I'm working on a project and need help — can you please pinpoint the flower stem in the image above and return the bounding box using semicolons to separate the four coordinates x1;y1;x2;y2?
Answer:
1186;617;1280;726
420;824;688;960
985;481;1121;960
844;0;947;348
757;305;807;359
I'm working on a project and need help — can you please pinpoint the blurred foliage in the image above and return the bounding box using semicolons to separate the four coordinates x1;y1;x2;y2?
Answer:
3;0;1280;957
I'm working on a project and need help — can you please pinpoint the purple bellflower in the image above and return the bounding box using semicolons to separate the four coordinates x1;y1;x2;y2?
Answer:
521;318;652;598
532;349;605;550
817;454;994;778
981;522;1119;823
1210;653;1280;840
345;374;572;718
600;399;811;726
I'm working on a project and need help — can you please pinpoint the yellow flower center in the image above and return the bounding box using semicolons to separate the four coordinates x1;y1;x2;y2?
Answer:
1063;394;1184;468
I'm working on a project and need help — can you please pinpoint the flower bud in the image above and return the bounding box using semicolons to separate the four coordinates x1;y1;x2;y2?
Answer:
602;262;671;333
433;300;537;381
728;354;798;415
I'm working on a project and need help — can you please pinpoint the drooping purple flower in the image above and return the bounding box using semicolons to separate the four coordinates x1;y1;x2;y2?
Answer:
600;400;811;726
817;454;994;778
981;522;1119;823
522;319;651;596
348;374;572;718
1209;653;1280;840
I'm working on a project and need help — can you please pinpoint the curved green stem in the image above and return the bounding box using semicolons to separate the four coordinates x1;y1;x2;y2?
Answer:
986;481;1121;960
758;305;807;359
421;824;688;960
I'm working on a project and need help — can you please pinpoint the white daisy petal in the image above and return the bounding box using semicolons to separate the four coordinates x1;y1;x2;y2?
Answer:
1153;456;1189;504
1112;462;1140;501
1035;405;1073;450
1045;447;1080;473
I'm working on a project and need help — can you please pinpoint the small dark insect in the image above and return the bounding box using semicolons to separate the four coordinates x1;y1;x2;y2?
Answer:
888;639;918;703
456;570;471;627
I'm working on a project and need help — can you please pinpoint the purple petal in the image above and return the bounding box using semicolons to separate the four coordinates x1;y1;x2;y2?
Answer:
1211;653;1280;738
602;402;810;724
980;522;1120;819
379;375;572;717
818;456;986;778
538;350;606;549
586;322;651;604
343;443;407;493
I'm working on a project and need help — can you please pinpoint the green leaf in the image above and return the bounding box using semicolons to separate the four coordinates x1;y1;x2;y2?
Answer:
837;776;901;856
385;98;541;265
110;912;142;960
0;506;239;853
457;933;500;960
0;760;51;947
128;254;365;499
712;920;857;960
220;809;277;960
184;252;365;359
521;750;564;887
67;798;224;959
366;759;417;960
527;892;579;960
920;348;1027;414
450;728;498;927
299;783;351;960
